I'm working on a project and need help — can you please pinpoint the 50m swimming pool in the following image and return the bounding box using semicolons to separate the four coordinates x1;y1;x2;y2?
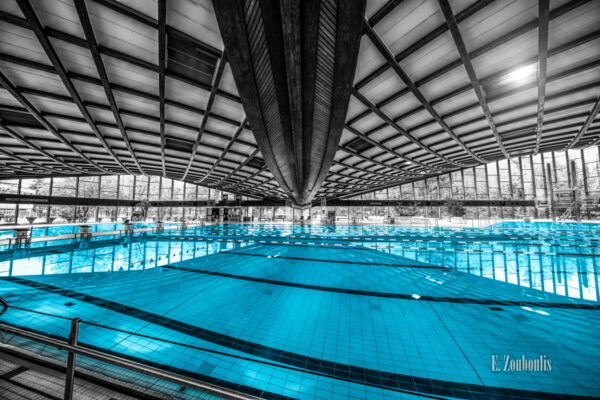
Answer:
0;222;598;399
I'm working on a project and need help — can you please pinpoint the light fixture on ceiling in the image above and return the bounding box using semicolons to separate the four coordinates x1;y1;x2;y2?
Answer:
505;64;537;83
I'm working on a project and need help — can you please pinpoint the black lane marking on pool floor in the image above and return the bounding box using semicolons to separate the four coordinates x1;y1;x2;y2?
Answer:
160;265;600;310
2;277;597;400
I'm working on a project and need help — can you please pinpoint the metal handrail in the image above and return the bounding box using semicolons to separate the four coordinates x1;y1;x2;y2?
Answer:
0;301;452;400
0;323;259;400
0;296;8;316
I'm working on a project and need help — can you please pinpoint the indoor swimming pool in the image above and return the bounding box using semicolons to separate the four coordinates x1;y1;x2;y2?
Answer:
0;222;599;399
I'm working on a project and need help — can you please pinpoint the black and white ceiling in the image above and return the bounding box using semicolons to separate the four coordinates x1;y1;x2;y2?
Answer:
0;0;598;204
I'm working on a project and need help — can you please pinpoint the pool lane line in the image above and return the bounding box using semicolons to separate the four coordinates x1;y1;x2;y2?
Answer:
192;224;600;233
3;235;598;265
193;231;600;243
2;276;597;400
178;233;600;250
221;251;447;268
3;233;599;268
186;231;600;244
211;241;600;258
159;265;600;310
191;226;600;240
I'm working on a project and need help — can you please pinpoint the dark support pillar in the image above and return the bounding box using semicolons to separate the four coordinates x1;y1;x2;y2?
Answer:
546;163;555;221
580;149;590;219
213;0;366;205
530;155;538;218
570;159;580;221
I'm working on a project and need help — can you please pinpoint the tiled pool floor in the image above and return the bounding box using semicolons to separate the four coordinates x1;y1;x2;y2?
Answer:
0;224;599;399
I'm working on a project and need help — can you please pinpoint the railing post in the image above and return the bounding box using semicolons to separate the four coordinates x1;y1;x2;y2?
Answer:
64;317;80;400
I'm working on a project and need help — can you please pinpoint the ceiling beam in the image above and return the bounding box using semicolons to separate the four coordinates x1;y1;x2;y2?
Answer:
362;20;484;165
332;160;420;179
73;0;144;175
211;149;261;188
196;117;247;184
338;145;427;174
0;124;91;173
0;49;243;129
355;0;495;91
350;27;600;143
349;0;586;127
367;0;405;26
0;72;104;173
350;89;469;167
158;0;166;177
0;9;240;103
181;54;228;181
533;0;550;155
16;0;131;174
0;141;69;174
437;0;510;160
345;123;443;171
573;97;600;147
2;30;596;179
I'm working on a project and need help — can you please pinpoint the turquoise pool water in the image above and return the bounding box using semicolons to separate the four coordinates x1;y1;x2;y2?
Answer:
0;223;599;399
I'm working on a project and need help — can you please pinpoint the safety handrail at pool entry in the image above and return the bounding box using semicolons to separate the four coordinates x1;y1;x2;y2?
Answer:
0;299;451;400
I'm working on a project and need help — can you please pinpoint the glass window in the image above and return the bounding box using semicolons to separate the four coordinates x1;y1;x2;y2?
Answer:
197;185;209;200
554;152;568;189
475;165;487;199
19;203;48;224
521;156;534;199
49;205;75;223
426;177;438;199
487;162;499;199
451;171;463;199
0;179;19;195
135;176;149;201
185;183;197;200
498;160;511;199
510;159;522;199
21;178;50;196
439;174;451;199
119;175;134;200
76;205;97;223
100;176;118;199
0;203;17;224
160;178;172;201
78;176;99;198
463;168;476;200
172;180;184;201
149;176;160;201
532;153;546;201
52;177;77;197
389;186;401;201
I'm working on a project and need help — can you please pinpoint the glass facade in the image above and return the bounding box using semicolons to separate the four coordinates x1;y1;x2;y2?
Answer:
1;146;600;225
337;146;600;222
0;175;235;225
